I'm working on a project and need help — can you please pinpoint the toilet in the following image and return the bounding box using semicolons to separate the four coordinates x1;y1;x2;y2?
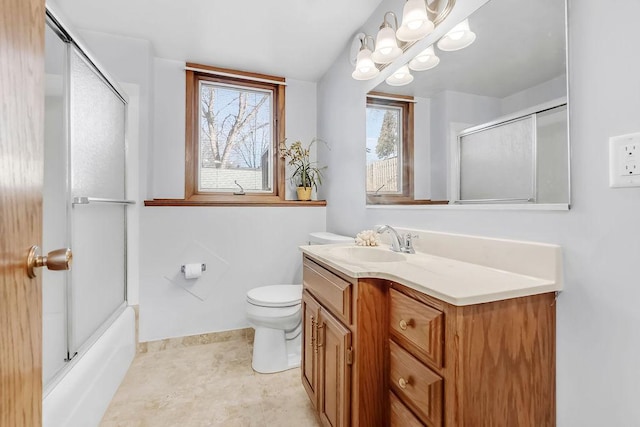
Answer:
246;232;353;374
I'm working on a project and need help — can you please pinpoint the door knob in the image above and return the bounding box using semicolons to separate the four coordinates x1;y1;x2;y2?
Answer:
27;246;72;278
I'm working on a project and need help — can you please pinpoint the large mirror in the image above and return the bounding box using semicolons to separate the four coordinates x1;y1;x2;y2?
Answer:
366;0;568;206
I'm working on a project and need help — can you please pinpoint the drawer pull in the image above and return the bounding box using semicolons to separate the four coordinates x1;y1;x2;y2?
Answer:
316;324;325;349
399;319;414;330
398;377;411;389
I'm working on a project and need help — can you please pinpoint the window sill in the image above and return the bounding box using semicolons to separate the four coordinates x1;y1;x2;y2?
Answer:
144;198;327;207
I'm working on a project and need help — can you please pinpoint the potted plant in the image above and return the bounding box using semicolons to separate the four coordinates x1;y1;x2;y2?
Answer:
279;139;326;201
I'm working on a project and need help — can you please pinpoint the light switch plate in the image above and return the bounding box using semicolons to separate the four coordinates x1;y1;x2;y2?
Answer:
609;132;640;188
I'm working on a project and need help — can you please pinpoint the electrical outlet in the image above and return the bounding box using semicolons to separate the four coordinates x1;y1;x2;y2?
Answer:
609;133;640;187
624;143;638;158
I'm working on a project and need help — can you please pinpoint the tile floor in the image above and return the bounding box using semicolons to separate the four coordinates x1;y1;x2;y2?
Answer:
100;337;321;426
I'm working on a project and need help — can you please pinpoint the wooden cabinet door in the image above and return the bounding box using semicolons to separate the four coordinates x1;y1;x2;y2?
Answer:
0;0;45;425
302;290;321;408
318;308;352;427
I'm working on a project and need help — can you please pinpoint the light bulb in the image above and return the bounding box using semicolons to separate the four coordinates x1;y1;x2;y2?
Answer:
396;0;434;42
437;19;476;51
407;21;423;31
449;30;465;41
372;25;402;64
385;65;414;86
409;45;440;71
352;48;379;80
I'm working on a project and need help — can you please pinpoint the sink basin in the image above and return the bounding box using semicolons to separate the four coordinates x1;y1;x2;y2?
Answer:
328;246;406;263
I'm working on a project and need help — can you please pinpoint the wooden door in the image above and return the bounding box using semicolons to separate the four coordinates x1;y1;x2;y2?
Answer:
301;290;321;408
318;308;352;427
0;0;45;425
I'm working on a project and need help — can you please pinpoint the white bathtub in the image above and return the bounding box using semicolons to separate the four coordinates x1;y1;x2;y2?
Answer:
43;306;135;427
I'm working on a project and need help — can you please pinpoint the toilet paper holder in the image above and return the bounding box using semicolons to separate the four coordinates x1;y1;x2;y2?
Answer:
181;263;206;273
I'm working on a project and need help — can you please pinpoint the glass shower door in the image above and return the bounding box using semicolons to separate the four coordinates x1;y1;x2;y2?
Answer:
43;14;130;391
68;47;127;355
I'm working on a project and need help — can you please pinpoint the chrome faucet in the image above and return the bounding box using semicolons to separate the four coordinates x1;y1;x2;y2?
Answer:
376;225;416;254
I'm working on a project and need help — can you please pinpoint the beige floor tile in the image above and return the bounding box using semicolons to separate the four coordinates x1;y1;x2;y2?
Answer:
100;335;321;427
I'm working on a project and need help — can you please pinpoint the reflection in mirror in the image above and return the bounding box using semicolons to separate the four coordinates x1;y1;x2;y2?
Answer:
365;93;419;204
367;0;568;206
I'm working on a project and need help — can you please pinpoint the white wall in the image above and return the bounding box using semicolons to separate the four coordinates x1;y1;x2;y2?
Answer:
413;96;431;200
285;79;319;200
138;207;325;341
141;60;326;341
318;0;640;424
152;58;184;198
501;74;567;116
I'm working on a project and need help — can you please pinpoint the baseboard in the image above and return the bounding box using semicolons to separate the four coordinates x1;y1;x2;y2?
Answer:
137;327;255;354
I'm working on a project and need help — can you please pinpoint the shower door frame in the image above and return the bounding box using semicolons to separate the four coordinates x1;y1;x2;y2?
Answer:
43;5;131;395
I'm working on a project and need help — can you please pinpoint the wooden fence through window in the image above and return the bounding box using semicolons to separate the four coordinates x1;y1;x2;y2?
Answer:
366;157;398;193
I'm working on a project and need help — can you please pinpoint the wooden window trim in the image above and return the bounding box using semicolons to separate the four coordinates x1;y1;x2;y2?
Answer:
366;95;415;205
144;199;326;207
183;64;287;205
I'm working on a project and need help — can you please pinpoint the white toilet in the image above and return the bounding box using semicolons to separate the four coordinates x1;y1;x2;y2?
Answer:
246;232;353;373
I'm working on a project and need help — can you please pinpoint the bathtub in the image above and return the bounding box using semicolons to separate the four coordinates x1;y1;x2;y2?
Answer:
43;306;135;427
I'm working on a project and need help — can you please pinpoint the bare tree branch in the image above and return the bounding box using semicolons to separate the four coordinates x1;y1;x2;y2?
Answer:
199;86;270;169
220;93;268;165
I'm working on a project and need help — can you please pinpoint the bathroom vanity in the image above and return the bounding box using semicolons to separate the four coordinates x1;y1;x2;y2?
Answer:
300;229;562;427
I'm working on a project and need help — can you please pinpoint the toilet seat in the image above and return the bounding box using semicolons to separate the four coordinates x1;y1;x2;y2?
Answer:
246;285;303;308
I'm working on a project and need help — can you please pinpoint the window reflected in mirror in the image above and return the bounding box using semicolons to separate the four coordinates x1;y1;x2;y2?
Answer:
366;100;403;194
366;94;422;205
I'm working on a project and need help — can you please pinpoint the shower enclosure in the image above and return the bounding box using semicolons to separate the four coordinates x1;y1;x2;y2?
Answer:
43;8;133;394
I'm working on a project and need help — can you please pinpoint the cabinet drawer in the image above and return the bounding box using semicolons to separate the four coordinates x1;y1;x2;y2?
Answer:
303;258;352;324
390;289;443;367
389;340;443;427
390;391;425;427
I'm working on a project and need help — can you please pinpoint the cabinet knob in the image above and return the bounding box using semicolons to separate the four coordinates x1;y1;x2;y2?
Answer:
398;377;411;389
399;319;413;330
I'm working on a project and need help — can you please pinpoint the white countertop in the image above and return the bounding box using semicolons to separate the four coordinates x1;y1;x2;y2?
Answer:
300;243;562;306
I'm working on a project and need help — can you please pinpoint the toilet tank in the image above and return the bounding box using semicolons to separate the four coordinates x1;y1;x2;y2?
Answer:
308;232;354;245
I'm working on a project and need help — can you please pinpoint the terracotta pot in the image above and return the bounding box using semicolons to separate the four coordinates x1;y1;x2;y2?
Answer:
296;187;312;201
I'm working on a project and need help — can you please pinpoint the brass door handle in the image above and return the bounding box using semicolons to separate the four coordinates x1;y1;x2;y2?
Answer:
316;324;325;349
27;246;72;278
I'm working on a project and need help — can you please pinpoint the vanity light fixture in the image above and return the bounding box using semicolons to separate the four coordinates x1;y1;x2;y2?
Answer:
349;0;457;81
385;65;414;86
408;45;440;71
436;18;476;51
352;35;380;81
372;12;403;64
396;0;435;42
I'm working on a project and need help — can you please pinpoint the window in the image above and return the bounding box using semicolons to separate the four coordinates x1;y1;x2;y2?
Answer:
366;94;414;204
184;63;286;204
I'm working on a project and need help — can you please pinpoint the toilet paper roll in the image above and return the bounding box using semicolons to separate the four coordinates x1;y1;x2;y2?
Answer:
183;263;203;280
